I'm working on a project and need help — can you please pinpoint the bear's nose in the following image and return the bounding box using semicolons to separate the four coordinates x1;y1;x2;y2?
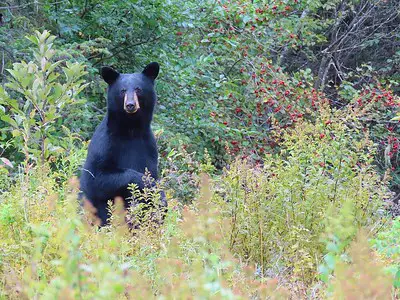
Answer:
126;103;135;111
124;91;140;113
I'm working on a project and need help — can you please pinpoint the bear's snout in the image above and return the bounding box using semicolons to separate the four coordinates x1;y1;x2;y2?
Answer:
124;91;140;114
125;103;137;113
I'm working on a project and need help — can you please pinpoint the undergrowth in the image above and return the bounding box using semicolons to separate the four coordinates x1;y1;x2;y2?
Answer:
0;106;398;298
213;105;391;283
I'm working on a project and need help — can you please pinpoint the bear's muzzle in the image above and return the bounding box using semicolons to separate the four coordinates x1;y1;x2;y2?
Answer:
124;91;140;114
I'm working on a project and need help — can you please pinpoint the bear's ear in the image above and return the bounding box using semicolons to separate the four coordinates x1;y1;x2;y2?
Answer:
101;66;120;85
142;62;160;81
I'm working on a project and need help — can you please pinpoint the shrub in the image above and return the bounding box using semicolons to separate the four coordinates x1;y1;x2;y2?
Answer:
0;165;289;298
0;30;87;166
371;217;400;290
330;231;394;299
212;105;390;282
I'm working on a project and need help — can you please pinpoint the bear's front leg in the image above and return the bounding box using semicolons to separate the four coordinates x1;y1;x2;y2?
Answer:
92;168;147;201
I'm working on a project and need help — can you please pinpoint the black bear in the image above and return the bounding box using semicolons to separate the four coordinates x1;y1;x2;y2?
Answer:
80;62;166;225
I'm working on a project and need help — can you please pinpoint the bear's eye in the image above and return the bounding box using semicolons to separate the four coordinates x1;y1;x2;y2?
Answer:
120;89;127;95
134;87;142;95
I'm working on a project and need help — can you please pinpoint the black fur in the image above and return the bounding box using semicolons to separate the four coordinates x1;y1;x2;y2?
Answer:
80;63;166;225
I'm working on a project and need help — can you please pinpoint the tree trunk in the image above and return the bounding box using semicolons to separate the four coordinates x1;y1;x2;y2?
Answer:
315;55;331;90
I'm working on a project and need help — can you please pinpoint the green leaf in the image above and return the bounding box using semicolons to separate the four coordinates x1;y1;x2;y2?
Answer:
243;15;252;24
324;254;336;270
1;115;18;128
394;268;400;288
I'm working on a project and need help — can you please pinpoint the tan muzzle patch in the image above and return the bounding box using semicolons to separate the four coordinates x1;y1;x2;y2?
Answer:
124;91;140;114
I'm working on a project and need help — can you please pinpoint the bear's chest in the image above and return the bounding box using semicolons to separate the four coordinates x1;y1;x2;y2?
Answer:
110;137;158;176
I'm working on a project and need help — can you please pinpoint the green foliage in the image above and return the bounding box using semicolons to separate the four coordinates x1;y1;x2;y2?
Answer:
338;69;400;191
159;142;202;203
371;217;400;289
0;1;399;298
329;231;394;299
0;167;288;299
0;31;88;165
159;140;216;204
318;199;357;285
213;106;390;282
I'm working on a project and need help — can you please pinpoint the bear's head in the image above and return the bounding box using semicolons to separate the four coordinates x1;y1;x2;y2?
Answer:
101;63;159;127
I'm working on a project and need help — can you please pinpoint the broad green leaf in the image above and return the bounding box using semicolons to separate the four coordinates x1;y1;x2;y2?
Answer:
1;115;18;128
